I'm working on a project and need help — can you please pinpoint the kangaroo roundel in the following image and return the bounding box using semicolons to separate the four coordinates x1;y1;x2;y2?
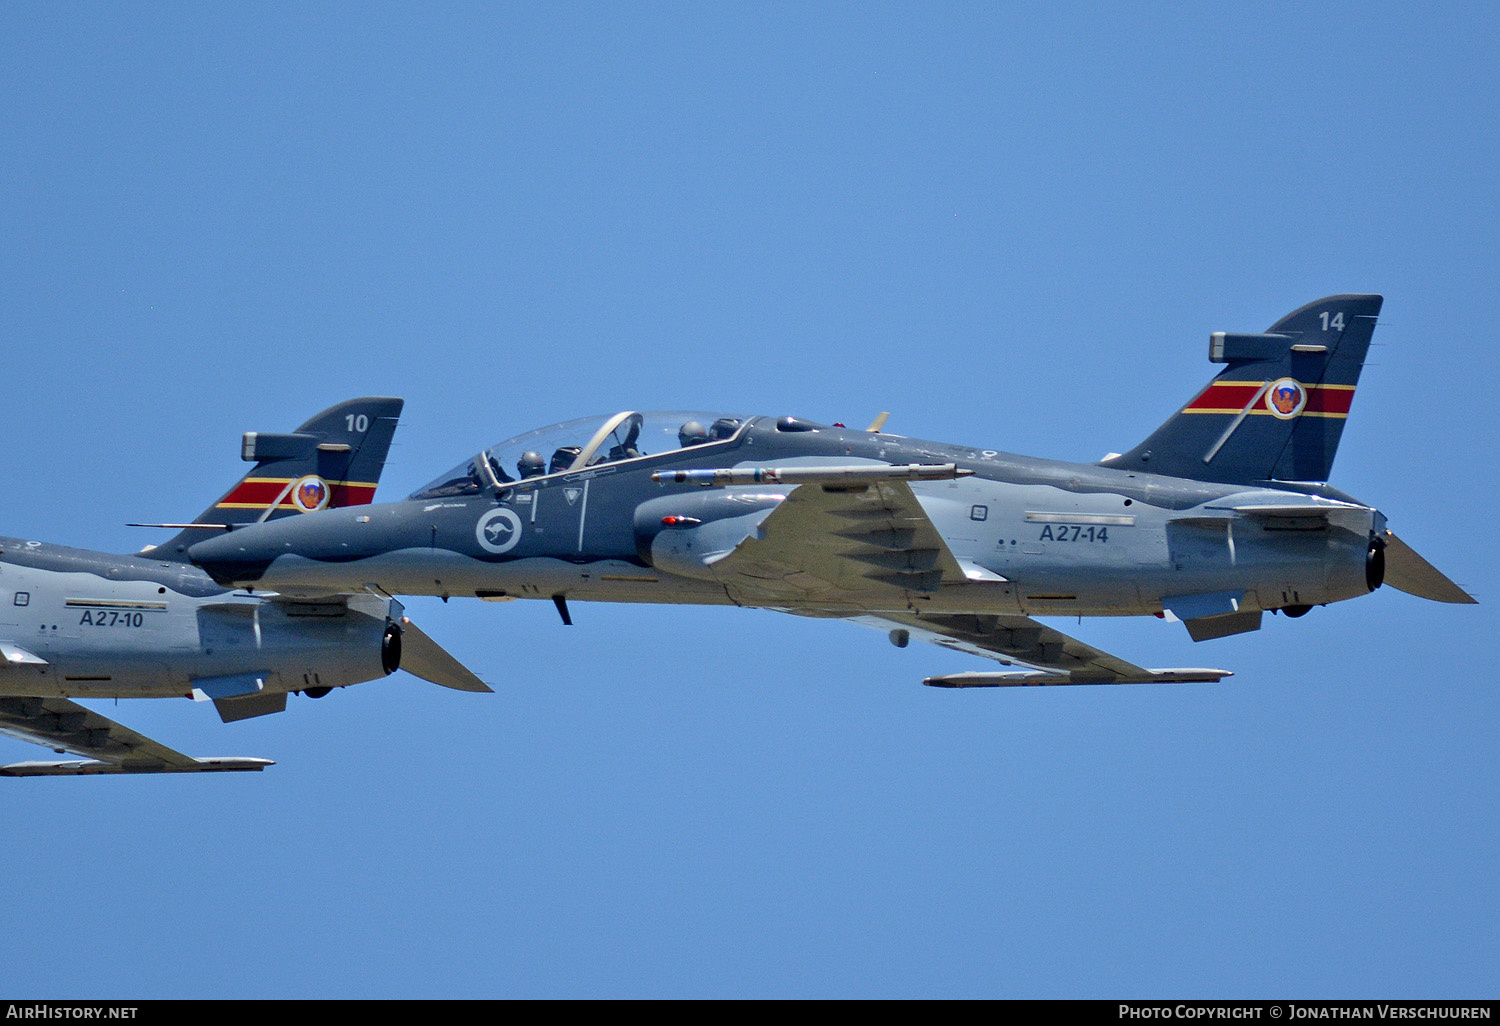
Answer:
476;507;523;554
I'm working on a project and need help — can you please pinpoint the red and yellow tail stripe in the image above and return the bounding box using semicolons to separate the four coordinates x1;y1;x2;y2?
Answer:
216;477;379;510
1182;381;1355;418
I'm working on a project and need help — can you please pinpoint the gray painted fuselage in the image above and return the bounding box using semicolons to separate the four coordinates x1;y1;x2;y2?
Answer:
186;418;1383;621
0;538;389;702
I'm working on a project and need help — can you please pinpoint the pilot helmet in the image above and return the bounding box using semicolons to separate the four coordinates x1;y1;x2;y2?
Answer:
708;417;742;441
678;420;709;447
550;446;582;474
517;451;545;478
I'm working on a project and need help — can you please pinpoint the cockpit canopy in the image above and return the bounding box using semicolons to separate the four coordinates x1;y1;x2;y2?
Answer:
410;411;749;500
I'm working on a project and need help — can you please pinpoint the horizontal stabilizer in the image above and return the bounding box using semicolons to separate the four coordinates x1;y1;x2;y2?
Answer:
924;668;1232;688
398;617;493;693
1;757;273;776
1382;531;1476;604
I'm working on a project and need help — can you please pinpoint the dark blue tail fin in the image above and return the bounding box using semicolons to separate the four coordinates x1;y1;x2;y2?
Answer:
1099;295;1382;484
145;397;404;559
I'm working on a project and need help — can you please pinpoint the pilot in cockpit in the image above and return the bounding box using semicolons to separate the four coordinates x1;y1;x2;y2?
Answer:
485;453;513;484
517;451;546;479
708;417;742;440
678;420;709;447
608;418;644;462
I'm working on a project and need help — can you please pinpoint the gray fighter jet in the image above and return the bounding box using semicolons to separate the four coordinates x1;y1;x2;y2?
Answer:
0;398;487;776
185;295;1473;696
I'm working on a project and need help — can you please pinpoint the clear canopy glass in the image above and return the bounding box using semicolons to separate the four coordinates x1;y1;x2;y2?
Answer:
409;411;749;500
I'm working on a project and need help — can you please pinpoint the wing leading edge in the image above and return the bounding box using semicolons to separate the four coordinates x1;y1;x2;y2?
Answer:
698;473;971;603
0;696;272;776
850;611;1231;688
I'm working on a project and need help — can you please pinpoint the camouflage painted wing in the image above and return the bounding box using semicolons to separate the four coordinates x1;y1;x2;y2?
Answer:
701;478;970;606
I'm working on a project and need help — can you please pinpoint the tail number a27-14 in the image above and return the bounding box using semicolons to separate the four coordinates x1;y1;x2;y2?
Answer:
1039;525;1108;543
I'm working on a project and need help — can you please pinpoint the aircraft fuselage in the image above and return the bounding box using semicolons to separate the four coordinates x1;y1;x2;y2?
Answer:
0;539;394;702
185;418;1384;621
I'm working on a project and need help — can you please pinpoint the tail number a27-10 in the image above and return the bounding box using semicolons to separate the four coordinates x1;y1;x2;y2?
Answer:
79;610;146;627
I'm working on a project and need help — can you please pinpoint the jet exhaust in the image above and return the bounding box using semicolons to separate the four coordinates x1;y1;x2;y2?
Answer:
1366;535;1386;593
382;621;403;675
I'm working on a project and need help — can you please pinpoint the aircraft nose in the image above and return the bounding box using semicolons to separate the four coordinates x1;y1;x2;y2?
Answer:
187;525;286;586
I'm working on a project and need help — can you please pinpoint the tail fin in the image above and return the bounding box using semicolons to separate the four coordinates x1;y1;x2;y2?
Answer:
1099;295;1383;484
144;397;404;559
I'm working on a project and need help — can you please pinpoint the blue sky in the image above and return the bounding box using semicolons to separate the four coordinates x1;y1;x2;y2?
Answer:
1;3;1496;998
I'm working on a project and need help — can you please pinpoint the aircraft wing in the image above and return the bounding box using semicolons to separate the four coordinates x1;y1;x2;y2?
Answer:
701;476;971;602
0;695;272;776
849;611;1231;687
